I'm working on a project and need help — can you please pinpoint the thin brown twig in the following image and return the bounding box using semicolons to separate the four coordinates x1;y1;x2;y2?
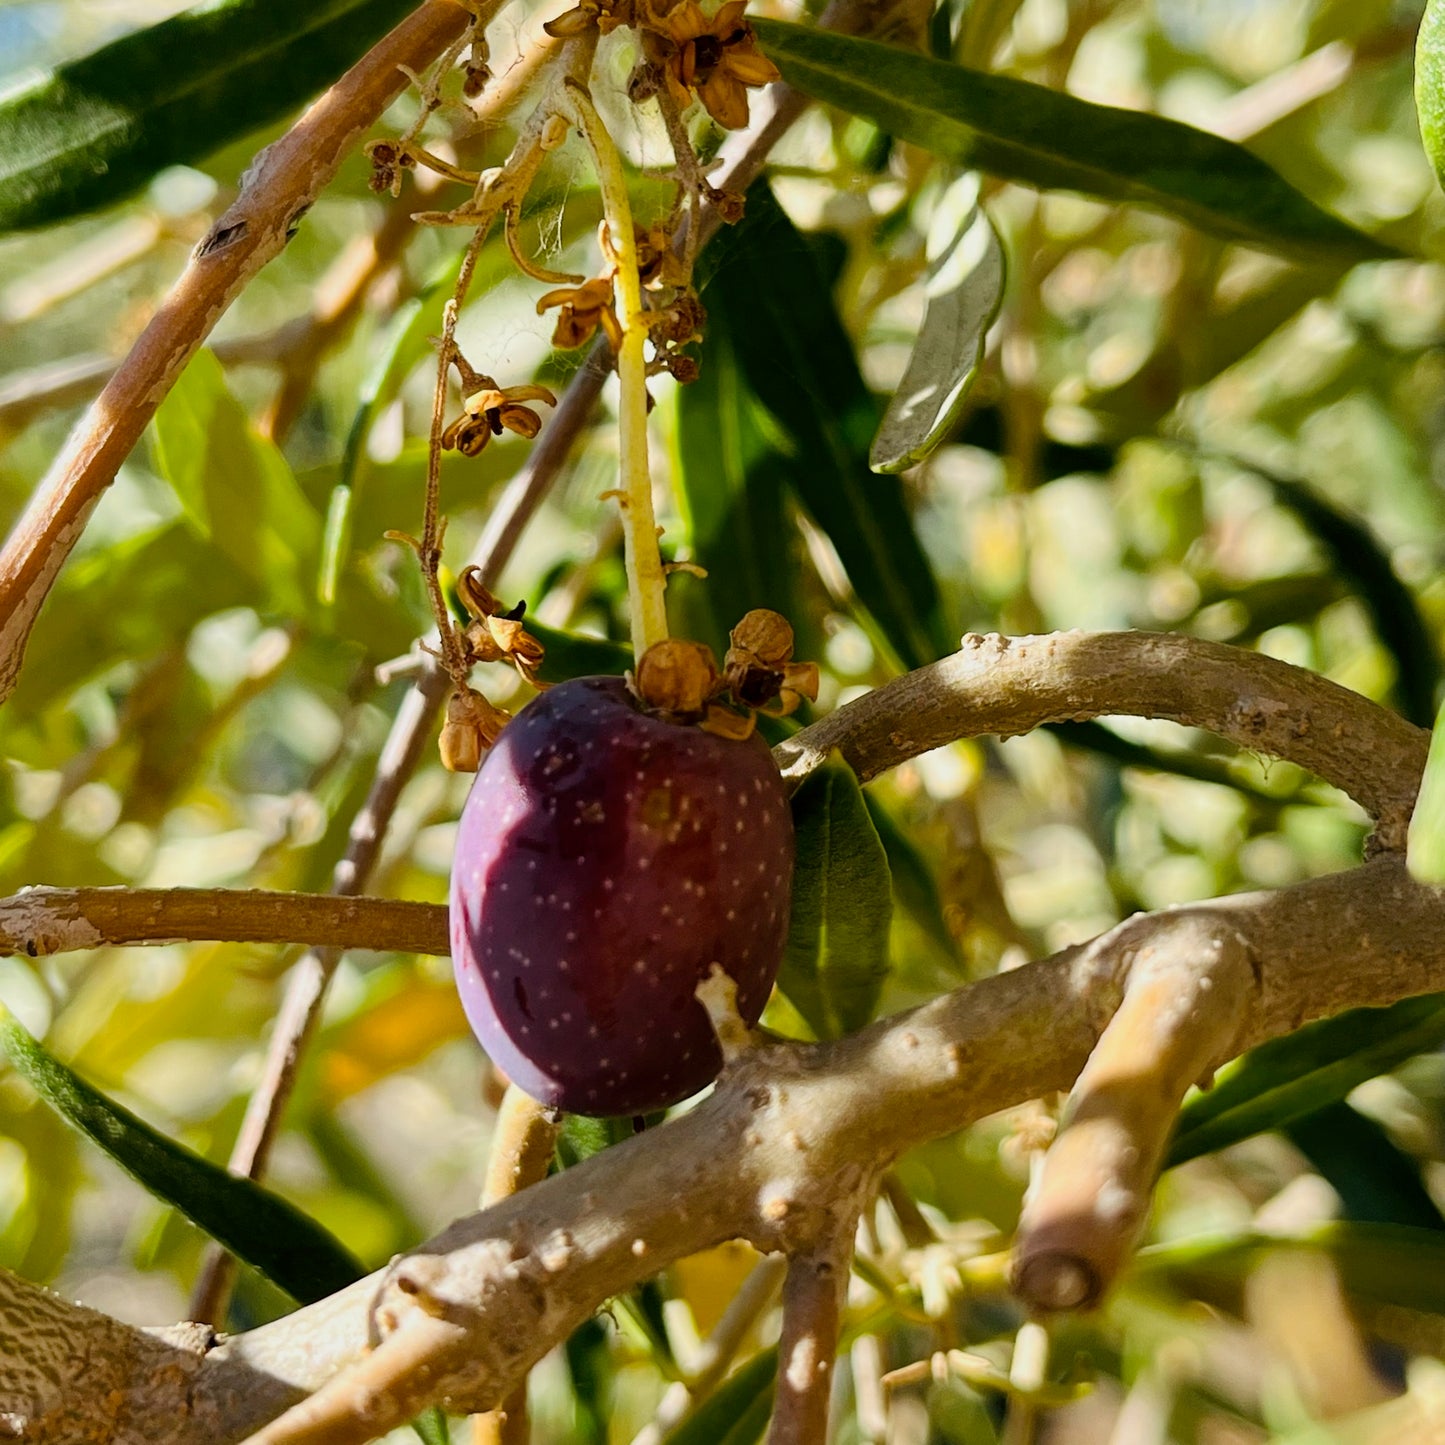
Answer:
0;0;477;708
766;1231;855;1445
0;886;446;961
471;1086;562;1445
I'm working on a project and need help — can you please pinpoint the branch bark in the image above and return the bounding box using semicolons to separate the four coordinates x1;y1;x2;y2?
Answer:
774;630;1427;845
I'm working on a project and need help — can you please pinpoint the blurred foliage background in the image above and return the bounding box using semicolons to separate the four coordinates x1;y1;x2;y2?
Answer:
5;0;1445;1440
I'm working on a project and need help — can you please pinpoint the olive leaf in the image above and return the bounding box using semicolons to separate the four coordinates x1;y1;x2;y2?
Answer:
871;172;1004;473
754;20;1396;262
0;0;419;233
0;1004;363;1304
1418;0;1445;195
1167;994;1445;1166
780;756;893;1039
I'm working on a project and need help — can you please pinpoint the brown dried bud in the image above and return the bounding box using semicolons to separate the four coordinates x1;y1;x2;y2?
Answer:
666;354;700;384
543;4;597;37
707;187;747;225
634;639;720;717
651;293;706;347
724;609;798;709
730;609;794;666
781;659;819;703
440;688;509;772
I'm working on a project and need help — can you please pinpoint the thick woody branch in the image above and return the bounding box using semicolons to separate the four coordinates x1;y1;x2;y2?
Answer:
774;630;1428;846
8;858;1445;1442
1009;916;1255;1311
0;0;476;707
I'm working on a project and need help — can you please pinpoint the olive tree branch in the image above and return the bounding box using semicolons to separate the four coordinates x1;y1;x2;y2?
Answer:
181;857;1445;1445
6;858;1441;1444
0;0;478;708
0;886;445;960
471;1086;562;1445
774;629;1426;844
767;1227;856;1445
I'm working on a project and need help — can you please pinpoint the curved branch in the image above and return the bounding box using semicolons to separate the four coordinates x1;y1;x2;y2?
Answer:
775;630;1428;844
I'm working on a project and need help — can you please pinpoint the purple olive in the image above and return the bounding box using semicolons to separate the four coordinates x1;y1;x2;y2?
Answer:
449;675;794;1115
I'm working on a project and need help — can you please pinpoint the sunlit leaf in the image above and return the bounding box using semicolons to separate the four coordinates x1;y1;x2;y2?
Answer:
1167;995;1445;1167
1418;0;1445;195
0;0;419;232
871;173;1004;473
755;21;1395;261
781;757;893;1039
152;348;321;615
0;1004;364;1303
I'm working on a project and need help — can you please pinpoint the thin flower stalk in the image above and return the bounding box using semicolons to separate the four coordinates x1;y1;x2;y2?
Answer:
561;78;670;659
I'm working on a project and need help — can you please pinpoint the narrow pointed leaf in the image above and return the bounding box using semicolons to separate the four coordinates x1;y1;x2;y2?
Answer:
664;1347;778;1445
1166;994;1445;1167
701;183;949;670
871;173;1004;473
0;1005;364;1303
781;758;893;1039
754;21;1395;262
1286;1101;1445;1230
0;0;419;233
675;299;797;657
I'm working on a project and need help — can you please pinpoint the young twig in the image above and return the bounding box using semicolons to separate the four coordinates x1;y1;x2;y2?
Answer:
1009;915;1254;1312
471;1087;562;1445
766;1233;855;1445
0;886;446;960
0;0;478;709
561;79;670;659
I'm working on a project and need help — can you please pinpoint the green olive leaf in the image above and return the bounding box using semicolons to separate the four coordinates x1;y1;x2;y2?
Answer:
871;172;1004;473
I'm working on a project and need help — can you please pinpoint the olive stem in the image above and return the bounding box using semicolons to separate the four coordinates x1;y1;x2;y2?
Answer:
472;1086;562;1445
562;78;670;661
765;1229;854;1445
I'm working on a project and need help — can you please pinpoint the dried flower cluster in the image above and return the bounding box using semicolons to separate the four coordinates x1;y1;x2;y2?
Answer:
631;608;820;738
